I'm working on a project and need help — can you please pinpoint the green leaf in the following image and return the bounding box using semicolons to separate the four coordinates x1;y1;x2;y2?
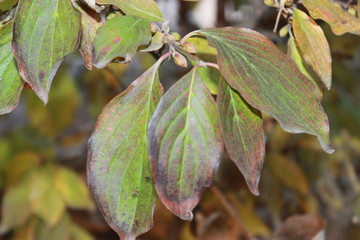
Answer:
287;35;320;94
197;28;334;154
302;0;360;36
0;21;23;115
197;66;221;95
0;171;34;234
217;78;265;195
87;58;164;239
292;9;332;90
140;31;164;52
12;0;81;104
148;67;223;220
31;166;66;226
96;0;164;22
92;16;151;69
54;166;95;211
78;6;104;70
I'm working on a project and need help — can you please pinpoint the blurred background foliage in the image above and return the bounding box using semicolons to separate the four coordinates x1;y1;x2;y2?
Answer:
0;0;360;239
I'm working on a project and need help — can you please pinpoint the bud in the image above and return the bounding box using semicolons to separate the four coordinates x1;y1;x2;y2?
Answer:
150;23;158;33
161;21;170;34
182;42;197;54
279;25;289;37
263;0;277;7
348;7;356;16
173;52;187;68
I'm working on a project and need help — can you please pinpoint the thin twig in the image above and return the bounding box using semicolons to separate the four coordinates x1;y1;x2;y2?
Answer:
210;186;253;240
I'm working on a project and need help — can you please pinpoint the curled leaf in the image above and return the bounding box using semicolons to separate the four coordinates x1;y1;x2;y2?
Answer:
292;9;332;89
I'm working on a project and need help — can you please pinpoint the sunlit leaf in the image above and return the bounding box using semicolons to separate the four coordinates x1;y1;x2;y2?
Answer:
0;171;33;234
292;9;332;89
187;36;217;63
302;0;360;36
12;0;81;103
287;35;320;94
96;0;164;22
54;167;95;211
92;16;151;68
0;21;23;115
148;67;223;220
87;58;165;239
31;166;65;226
217;79;265;195
78;6;104;70
197;28;334;154
140;31;164;52
197;66;220;95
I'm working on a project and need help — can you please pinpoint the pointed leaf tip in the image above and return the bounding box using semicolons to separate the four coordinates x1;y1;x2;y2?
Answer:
87;59;164;238
148;67;223;220
198;27;333;154
12;0;81;104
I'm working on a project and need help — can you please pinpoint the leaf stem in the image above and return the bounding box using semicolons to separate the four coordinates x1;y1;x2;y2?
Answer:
204;62;219;69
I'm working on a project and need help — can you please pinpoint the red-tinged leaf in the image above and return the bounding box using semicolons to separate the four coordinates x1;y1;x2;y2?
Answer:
0;21;23;115
77;6;104;70
196;28;334;154
87;58;165;239
12;0;81;104
292;9;332;90
302;0;360;36
96;0;164;22
92;16;151;69
148;67;223;220
217;78;265;196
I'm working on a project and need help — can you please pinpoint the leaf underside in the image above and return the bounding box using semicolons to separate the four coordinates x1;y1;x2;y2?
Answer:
96;0;164;22
0;21;23;115
217;78;265;196
12;0;81;104
148;67;223;220
292;9;332;90
197;28;334;154
87;59;164;239
92;15;151;69
302;0;360;36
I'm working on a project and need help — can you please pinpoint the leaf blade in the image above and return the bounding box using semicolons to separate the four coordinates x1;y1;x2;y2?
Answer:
92;16;151;69
197;28;334;154
302;0;360;36
148;67;223;220
87;59;164;238
292;9;332;89
96;0;164;22
217;78;265;195
0;21;23;115
12;0;81;103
